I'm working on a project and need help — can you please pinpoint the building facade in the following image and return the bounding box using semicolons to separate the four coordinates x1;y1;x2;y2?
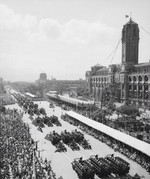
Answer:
35;73;86;95
86;19;150;109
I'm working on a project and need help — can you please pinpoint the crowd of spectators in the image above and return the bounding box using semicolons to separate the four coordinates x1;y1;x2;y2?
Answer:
0;94;16;106
62;114;150;176
0;108;56;179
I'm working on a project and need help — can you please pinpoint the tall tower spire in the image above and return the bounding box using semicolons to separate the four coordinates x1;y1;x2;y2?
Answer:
122;19;139;65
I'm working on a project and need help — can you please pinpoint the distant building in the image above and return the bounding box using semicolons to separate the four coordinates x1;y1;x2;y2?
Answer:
40;73;47;81
35;73;86;95
25;92;39;101
36;73;48;85
46;79;86;94
86;18;150;109
0;78;4;93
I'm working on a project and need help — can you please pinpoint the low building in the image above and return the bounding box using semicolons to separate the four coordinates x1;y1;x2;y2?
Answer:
25;92;39;101
36;74;86;95
0;78;5;93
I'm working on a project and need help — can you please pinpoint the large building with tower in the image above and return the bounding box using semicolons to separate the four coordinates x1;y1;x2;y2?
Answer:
86;18;150;108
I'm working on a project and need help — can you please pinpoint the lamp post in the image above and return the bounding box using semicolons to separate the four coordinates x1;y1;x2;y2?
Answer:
32;148;36;179
100;85;104;123
37;149;45;159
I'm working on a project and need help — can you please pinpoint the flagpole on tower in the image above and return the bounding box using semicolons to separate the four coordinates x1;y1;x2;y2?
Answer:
130;11;132;19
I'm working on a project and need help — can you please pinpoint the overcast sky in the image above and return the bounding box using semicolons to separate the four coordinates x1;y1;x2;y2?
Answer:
0;0;150;82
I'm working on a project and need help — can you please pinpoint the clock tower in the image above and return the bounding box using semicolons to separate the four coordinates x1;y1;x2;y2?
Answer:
122;18;139;65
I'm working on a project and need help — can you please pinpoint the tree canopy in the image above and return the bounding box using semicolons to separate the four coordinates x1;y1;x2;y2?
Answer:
116;105;140;118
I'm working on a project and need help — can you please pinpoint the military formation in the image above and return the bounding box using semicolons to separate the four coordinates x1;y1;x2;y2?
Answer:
72;154;130;179
45;129;91;152
12;93;62;130
10;92;144;179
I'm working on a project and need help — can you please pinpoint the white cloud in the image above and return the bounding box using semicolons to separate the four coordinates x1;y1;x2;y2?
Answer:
39;18;62;39
87;22;116;46
61;19;89;44
0;3;119;81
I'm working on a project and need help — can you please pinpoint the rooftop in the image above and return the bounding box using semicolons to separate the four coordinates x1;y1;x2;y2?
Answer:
126;18;137;25
134;62;150;68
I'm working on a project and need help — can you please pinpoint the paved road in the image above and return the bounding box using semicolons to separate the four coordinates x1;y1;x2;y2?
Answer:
6;101;150;179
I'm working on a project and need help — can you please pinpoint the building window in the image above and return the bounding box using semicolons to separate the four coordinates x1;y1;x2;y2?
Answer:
145;93;148;99
133;76;136;82
144;68;149;73
138;76;142;82
139;85;142;91
133;92;137;98
138;93;142;99
144;85;148;91
129;92;132;97
129;76;132;82
144;75;148;82
133;85;137;91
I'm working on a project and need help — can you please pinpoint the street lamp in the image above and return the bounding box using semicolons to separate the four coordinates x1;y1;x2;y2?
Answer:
37;149;45;159
32;149;36;179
